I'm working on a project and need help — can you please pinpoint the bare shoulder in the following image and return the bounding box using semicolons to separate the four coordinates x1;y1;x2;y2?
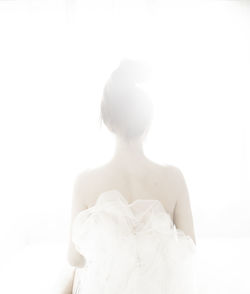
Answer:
72;165;108;206
72;168;96;207
162;164;183;176
160;164;190;202
154;163;184;183
164;164;187;185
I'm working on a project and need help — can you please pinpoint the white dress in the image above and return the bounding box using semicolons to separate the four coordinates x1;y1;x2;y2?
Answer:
71;189;198;294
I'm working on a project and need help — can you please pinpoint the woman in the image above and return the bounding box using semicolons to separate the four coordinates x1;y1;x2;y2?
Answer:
66;58;197;294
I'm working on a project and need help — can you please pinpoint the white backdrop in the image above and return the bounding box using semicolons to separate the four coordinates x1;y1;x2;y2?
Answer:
0;1;249;293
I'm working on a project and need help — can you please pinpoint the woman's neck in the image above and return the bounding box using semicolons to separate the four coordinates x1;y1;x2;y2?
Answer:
110;135;147;170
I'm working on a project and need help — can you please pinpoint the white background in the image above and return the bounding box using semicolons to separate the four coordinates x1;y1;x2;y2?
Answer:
0;1;249;293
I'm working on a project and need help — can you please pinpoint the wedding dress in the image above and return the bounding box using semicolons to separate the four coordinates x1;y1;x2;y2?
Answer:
71;189;197;294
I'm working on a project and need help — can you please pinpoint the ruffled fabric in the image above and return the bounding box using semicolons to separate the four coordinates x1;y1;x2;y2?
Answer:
72;189;197;294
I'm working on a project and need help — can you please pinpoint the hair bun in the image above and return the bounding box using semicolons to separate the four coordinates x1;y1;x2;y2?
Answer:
111;58;152;86
100;58;154;141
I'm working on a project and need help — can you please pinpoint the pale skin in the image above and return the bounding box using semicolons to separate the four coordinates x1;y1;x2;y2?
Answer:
63;133;196;293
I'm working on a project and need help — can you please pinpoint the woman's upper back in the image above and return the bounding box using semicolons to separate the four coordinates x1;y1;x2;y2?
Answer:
75;162;183;221
68;161;196;267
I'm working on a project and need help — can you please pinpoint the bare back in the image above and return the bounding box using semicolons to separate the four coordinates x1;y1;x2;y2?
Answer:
67;161;196;268
82;162;178;221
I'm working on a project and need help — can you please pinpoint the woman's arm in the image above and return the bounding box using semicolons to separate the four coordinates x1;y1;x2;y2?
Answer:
67;171;90;267
60;267;76;294
60;171;91;294
172;167;196;244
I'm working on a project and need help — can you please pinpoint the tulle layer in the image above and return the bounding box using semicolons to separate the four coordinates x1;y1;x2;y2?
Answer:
72;190;197;294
